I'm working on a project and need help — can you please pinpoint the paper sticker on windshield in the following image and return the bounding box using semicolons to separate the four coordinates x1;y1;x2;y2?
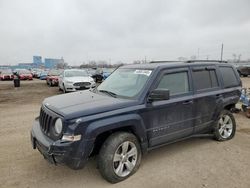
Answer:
134;70;152;76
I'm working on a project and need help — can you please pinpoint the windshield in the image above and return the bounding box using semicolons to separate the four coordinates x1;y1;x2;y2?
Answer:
1;70;12;74
64;70;88;77
97;68;152;99
41;71;48;75
103;68;115;73
19;70;30;74
48;70;61;76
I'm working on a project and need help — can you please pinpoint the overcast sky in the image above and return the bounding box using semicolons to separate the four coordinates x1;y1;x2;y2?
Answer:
0;0;250;65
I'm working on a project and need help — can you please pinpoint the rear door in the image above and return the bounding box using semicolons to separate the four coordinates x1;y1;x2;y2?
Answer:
143;68;195;147
191;66;221;133
218;65;242;106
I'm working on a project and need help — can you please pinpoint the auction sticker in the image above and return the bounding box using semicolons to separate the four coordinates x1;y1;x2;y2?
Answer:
134;70;152;76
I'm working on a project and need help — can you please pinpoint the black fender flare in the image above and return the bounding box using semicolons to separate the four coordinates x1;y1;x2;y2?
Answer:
84;114;148;151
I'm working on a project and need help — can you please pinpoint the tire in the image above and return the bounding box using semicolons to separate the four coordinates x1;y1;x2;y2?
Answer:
214;110;236;141
98;132;141;183
242;104;247;112
49;80;52;87
245;109;250;118
63;85;67;93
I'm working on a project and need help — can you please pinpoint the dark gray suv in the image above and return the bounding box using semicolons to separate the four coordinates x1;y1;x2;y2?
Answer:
31;60;242;183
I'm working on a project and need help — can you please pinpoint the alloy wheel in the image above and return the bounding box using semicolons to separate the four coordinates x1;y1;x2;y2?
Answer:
113;141;138;177
218;115;233;139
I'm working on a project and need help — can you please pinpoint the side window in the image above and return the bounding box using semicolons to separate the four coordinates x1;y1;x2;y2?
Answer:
192;69;219;91
156;72;189;96
219;67;239;88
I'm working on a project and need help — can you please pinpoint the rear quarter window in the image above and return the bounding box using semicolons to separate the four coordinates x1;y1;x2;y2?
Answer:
219;66;239;88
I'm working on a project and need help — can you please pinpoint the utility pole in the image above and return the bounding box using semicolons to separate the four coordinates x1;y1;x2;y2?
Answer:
220;43;224;61
197;48;200;59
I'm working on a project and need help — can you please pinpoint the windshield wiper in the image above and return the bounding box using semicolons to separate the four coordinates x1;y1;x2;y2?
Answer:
98;90;117;98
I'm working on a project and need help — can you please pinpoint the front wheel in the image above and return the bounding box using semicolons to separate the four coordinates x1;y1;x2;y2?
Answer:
63;85;67;93
49;80;52;87
98;132;141;183
214;110;236;141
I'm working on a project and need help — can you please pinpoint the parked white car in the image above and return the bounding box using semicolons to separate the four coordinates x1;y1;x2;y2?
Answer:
59;69;96;93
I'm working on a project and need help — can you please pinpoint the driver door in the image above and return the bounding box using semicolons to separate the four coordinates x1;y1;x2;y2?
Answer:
142;68;195;147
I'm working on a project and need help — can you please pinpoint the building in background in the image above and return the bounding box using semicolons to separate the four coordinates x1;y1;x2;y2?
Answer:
17;63;34;69
44;57;64;69
33;56;43;67
1;56;66;70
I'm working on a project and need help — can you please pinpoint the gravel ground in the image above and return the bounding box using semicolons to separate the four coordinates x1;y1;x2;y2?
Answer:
0;78;250;188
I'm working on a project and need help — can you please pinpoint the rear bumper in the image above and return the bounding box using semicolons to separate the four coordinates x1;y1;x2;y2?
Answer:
20;77;33;80
31;119;93;169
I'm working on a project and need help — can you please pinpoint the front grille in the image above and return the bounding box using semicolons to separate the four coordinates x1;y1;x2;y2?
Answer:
73;82;91;87
39;107;52;134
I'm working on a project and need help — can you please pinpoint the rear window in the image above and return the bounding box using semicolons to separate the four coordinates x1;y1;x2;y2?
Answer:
192;69;219;91
219;67;239;88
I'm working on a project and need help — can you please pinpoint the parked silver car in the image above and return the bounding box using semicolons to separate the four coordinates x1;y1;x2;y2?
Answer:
58;69;96;93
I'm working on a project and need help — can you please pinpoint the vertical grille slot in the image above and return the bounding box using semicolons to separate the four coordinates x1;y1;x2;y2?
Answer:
39;107;52;135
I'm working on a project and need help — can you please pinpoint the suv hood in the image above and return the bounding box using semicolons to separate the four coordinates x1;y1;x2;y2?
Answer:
43;90;137;119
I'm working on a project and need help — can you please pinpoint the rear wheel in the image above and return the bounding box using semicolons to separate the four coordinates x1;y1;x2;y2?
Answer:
98;132;141;183
245;108;250;118
214;110;236;141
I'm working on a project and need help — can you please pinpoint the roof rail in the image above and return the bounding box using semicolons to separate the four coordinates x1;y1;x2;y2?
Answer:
185;60;228;63
150;61;184;64
150;60;228;64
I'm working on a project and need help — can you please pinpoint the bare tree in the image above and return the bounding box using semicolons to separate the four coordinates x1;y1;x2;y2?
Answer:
56;62;68;69
190;55;197;60
178;57;187;61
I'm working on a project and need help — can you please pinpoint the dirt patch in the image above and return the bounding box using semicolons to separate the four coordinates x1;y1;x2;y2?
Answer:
238;128;250;134
0;80;61;106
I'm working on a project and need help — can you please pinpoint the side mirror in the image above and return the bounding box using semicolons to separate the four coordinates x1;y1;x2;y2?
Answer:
148;89;170;102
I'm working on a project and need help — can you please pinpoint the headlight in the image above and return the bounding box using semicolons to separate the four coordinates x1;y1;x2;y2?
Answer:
54;118;63;135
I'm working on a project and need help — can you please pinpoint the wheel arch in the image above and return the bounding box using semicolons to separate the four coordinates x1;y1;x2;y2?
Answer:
85;114;148;156
224;103;236;111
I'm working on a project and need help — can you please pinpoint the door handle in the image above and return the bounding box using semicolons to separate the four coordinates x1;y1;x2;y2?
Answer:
182;100;193;105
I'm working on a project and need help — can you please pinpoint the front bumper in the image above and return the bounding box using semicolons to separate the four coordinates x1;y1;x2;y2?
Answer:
31;118;94;169
51;79;59;85
1;75;13;80
65;83;96;92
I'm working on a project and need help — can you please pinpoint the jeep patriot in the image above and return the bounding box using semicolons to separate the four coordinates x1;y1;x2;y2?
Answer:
31;60;242;183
